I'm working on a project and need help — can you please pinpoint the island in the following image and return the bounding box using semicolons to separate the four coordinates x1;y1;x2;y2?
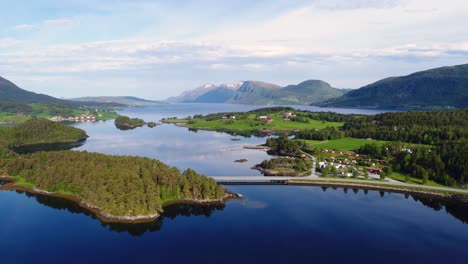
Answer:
0;118;230;223
114;115;146;130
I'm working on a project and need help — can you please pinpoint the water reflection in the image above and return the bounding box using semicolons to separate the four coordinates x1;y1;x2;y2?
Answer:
317;186;468;223
13;141;86;154
15;190;225;237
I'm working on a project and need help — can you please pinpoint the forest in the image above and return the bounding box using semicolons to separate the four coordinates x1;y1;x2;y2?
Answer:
0;151;225;217
0;118;88;149
114;115;145;130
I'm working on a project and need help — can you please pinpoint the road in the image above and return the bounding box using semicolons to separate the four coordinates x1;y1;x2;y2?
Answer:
211;175;468;194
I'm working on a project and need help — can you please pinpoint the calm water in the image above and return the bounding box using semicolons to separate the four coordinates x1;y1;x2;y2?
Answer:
1;103;467;264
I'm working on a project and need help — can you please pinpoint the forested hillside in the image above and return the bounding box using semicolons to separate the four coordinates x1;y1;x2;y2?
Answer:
320;64;468;109
0;118;88;149
0;151;225;217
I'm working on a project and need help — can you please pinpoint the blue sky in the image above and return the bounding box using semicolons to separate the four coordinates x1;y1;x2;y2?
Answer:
1;0;467;100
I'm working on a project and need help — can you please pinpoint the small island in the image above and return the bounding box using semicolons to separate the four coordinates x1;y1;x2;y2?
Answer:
114;115;145;130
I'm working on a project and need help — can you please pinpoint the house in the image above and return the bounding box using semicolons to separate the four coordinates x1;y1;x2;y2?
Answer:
259;116;268;121
283;112;297;117
366;167;383;174
230;115;236;119
283;118;291;122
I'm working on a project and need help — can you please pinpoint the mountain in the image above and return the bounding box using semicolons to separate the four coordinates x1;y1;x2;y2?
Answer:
167;82;243;103
320;64;468;109
168;80;347;105
226;81;282;104
0;76;64;103
71;96;164;106
276;80;347;104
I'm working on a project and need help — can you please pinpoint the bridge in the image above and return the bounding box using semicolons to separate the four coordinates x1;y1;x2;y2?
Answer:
210;175;468;194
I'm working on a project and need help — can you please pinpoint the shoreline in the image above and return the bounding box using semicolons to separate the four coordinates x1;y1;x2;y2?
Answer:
287;179;468;201
0;176;238;224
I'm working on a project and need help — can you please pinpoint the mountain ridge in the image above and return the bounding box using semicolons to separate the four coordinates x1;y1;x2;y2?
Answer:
319;63;468;109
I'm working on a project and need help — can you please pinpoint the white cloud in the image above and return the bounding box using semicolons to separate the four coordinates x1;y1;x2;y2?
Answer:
0;38;25;49
14;24;38;30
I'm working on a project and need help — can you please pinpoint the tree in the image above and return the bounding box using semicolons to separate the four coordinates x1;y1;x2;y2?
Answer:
364;168;369;179
352;170;359;178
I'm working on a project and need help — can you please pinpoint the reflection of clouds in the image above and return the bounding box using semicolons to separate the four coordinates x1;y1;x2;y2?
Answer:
73;115;270;176
242;200;269;209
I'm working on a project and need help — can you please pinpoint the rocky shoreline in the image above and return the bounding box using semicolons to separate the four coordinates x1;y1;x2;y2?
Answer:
0;176;237;224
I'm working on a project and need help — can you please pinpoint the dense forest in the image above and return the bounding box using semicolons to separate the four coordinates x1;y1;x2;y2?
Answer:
0;151;225;217
0;118;88;149
343;109;468;144
114;115;145;130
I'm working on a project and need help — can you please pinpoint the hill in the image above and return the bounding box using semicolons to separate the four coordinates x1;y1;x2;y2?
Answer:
319;64;468;109
0;76;64;104
276;80;347;104
71;96;164;106
0;118;88;149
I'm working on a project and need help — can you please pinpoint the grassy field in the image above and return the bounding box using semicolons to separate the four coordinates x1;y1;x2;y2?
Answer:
388;172;445;187
164;113;343;132
302;138;389;151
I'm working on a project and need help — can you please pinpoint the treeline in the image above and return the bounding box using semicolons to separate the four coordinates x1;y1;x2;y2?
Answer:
0;151;225;217
260;157;312;173
295;127;345;141
265;135;315;156
358;142;467;186
114;115;145;130
343;109;468;145
0;118;87;149
0;101;77;117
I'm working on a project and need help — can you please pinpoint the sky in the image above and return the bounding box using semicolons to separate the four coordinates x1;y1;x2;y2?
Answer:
0;0;467;100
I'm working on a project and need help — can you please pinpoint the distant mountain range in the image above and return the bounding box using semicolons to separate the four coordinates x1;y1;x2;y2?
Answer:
319;63;468;109
167;80;348;105
71;96;164;106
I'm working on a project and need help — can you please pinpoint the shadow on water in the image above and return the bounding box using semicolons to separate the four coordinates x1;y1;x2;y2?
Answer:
319;186;468;224
13;141;86;154
15;190;225;237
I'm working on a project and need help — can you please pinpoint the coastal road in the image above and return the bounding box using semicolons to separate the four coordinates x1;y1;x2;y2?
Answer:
210;175;468;194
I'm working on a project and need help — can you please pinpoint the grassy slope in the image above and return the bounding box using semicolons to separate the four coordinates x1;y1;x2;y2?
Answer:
302;138;388;151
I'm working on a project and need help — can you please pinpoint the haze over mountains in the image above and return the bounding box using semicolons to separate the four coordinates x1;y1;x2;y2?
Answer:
168;63;468;109
1;63;467;110
168;80;348;105
71;96;164;106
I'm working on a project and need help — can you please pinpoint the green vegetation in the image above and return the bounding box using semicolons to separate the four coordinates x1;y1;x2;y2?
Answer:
320;63;468;109
114;115;145;130
302;138;388;151
259;157;312;176
0;118;87;149
0;151;225;218
162;107;345;132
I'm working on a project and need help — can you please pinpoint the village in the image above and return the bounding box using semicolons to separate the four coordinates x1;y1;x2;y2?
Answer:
48;113;101;122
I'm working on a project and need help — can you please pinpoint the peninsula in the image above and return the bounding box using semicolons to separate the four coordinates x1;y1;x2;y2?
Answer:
0;118;229;223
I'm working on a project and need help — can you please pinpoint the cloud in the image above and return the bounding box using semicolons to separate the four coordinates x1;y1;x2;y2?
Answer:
13;18;78;32
0;38;25;49
14;24;38;30
44;18;78;27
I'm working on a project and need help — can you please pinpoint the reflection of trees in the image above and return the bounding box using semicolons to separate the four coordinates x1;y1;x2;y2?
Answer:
18;191;226;237
318;187;468;224
13;141;85;154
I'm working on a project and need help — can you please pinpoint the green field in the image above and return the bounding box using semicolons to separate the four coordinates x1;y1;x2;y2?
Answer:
302;138;388;151
388;172;445;187
164;113;343;132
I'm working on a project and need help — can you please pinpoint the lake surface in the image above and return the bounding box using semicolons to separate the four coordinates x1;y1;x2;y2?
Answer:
1;103;467;264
